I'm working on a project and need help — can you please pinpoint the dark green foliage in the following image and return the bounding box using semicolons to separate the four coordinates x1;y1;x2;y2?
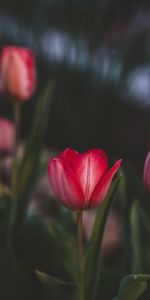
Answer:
113;274;150;300
84;177;121;300
13;82;54;230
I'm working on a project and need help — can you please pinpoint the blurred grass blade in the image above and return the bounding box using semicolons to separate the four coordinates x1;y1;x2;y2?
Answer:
36;270;75;299
36;270;75;286
112;274;150;300
14;82;54;229
130;201;144;274
84;176;121;300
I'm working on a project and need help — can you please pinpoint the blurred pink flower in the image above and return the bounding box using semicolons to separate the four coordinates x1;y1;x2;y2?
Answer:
0;47;36;100
48;148;121;211
0;118;15;153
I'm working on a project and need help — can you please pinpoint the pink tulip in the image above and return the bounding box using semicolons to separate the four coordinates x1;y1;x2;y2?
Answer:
0;47;36;100
48;148;122;211
0;118;15;153
143;150;150;192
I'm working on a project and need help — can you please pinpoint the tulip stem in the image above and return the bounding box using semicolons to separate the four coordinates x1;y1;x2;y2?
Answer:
8;101;21;259
131;201;145;273
0;155;3;196
77;211;84;300
12;100;21;191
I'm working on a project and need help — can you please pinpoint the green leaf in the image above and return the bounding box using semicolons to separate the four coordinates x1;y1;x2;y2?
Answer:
84;176;121;300
113;274;150;300
130;201;145;274
36;271;75;299
14;82;54;229
36;270;74;287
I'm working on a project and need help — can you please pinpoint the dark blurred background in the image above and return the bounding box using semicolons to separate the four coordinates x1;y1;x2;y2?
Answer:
1;2;150;299
1;0;150;167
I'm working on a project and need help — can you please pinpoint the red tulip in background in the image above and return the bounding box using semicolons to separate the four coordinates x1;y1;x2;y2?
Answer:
0;47;36;100
48;148;122;211
0;118;15;153
143;150;150;192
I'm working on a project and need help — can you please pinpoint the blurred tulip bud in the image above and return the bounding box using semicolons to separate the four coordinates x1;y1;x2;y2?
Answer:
143;150;150;192
48;148;122;211
0;47;36;100
0;118;15;153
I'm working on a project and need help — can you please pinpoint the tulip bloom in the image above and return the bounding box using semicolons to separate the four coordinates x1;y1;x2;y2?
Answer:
48;148;122;211
0;118;15;153
143;150;150;192
0;47;36;100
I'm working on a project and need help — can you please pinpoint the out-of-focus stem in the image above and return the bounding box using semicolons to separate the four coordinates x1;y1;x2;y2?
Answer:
131;201;144;273
77;211;84;300
12;100;21;192
8;100;21;259
0;155;3;196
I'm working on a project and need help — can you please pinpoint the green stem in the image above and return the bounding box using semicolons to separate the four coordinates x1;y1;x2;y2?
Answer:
77;211;84;300
12;100;21;192
8;100;21;259
0;155;2;194
131;201;144;273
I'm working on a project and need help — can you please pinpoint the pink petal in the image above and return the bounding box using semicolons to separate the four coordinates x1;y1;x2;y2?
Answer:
89;159;122;209
59;148;79;167
0;47;36;100
71;150;108;204
48;158;84;210
86;149;108;165
0;118;15;152
143;151;150;192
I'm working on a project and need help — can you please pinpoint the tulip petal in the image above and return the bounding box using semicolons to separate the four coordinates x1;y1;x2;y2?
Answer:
143;151;150;192
90;159;122;209
48;158;84;210
86;149;108;165
71;151;108;204
0;118;15;152
59;148;79;167
0;47;36;100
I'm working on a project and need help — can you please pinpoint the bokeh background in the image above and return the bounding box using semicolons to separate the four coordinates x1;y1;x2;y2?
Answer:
1;1;150;299
1;0;150;165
